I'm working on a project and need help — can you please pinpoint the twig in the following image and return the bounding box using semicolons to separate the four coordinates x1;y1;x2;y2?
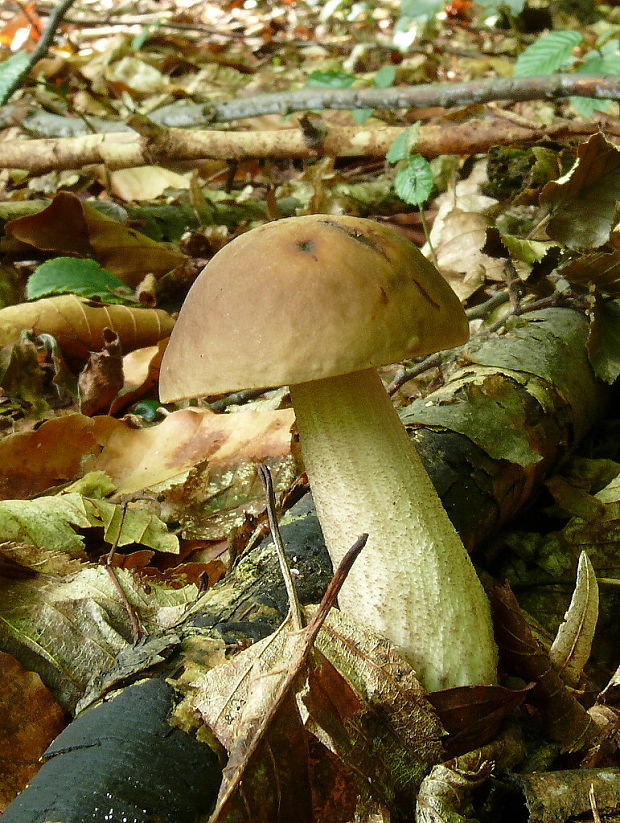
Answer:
0;0;78;105
387;291;570;395
206;74;620;123
306;533;368;637
387;352;442;395
105;503;143;643
1;118;618;173
209;387;273;412
503;258;525;312
465;289;510;320
257;464;303;631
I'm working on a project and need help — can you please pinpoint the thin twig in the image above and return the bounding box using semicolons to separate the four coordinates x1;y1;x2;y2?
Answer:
387;352;442;395
388;291;571;395
257;464;303;631
306;534;368;639
105;503;143;643
209;387;274;412
465;289;510;320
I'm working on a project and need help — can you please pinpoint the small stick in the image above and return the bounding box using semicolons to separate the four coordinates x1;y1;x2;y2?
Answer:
257;464;304;631
105;503;143;643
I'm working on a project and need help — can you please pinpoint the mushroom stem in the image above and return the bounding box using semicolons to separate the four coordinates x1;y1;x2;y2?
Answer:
290;368;497;691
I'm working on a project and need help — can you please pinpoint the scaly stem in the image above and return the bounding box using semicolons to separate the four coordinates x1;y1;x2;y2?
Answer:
291;368;497;691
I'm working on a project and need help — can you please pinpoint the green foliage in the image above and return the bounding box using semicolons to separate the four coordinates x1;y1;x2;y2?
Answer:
386;125;433;207
27;258;135;304
476;0;526;16
397;0;444;24
131;20;163;51
514;30;583;77
0;51;30;105
571;39;620;116
386;124;420;164
305;70;355;88
394;155;434;207
352;65;397;124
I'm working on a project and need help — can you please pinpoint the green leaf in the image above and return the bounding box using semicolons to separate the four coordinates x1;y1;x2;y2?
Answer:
399;0;444;19
500;233;556;264
27;257;134;303
394;154;434;206
587;298;620;384
305;70;356;89
0;51;30;104
131;20;162;50
477;0;526;15
514;31;583;77
386;123;421;164
374;65;396;88
352;108;374;124
570;47;620;116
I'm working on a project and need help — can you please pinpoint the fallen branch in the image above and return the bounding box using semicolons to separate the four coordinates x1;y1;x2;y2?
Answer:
205;74;620;122
0;117;617;173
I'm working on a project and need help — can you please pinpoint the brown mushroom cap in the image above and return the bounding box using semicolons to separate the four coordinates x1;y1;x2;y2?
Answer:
159;215;468;401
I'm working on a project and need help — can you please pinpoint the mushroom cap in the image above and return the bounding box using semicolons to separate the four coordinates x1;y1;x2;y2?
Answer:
159;214;468;401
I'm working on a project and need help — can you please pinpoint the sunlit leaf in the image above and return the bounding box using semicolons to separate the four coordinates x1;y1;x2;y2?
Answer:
394;154;433;206
0;294;174;361
0;51;29;104
386;123;420;164
27;258;134;304
374;65;396;88
514;31;582;77
6;192;185;286
305;70;355;89
549;552;599;686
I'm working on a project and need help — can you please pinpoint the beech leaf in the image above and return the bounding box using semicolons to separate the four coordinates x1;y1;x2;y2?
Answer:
549;552;599;686
0;294;174;361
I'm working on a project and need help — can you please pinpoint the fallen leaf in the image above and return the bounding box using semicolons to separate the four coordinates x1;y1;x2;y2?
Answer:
78;328;124;416
0;652;65;810
5;192;185;286
109;340;167;414
109;166;192;201
0;294;175;361
540;133;620;249
491;583;596;753
549;551;599;687
426;683;530;757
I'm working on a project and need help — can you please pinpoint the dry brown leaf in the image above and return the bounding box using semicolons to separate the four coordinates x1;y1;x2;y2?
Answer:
0;408;294;508
109;340;167;414
0;651;65;810
307;608;445;814
426;683;530;758
549;551;599;687
93;407;295;495
5;191;185;285
78;328;124;416
491;583;597;753
0;294;174;361
192;616;314;823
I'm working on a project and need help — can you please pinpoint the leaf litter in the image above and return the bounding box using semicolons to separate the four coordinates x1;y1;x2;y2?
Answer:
1;0;620;816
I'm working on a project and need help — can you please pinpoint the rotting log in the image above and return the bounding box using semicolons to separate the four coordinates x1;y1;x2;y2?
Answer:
2;308;609;822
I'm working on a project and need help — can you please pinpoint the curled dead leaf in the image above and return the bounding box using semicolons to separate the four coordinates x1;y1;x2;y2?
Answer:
549;552;599;687
0;294;174;361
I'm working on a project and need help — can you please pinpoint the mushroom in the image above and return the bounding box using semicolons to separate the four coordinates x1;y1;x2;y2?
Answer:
159;214;497;691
